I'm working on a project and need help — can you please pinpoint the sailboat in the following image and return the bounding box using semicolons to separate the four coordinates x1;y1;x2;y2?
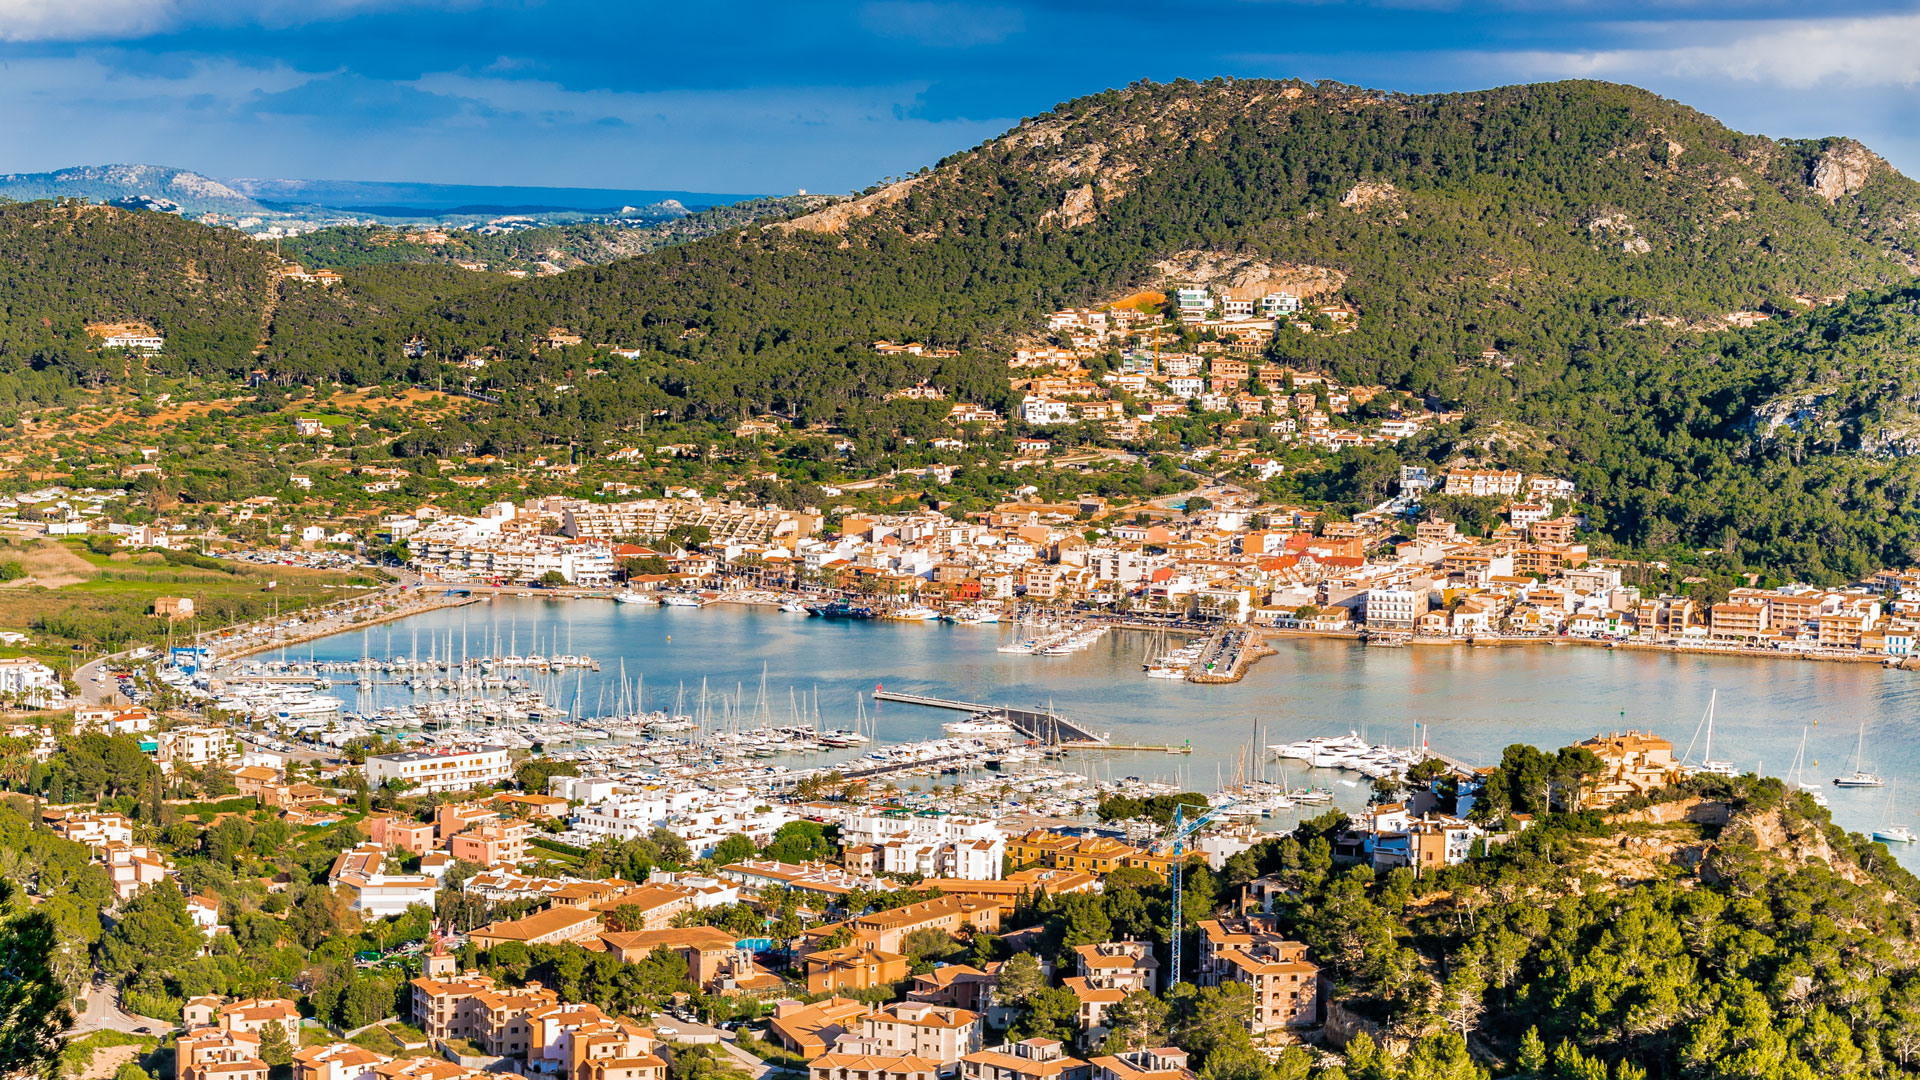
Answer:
1832;716;1885;788
1874;783;1916;843
1685;690;1737;777
1786;725;1829;808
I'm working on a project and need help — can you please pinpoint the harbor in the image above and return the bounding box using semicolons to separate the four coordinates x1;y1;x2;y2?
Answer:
209;593;1920;866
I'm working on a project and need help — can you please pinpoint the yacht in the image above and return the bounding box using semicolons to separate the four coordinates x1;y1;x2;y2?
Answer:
887;606;942;621
1874;783;1916;843
661;594;705;608
615;591;659;605
943;717;1018;737
1145;662;1187;679
1684;691;1737;778
1833;716;1884;788
778;600;810;613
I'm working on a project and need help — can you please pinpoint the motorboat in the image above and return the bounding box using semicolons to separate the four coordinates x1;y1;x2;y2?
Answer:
615;591;659;605
661;594;705;608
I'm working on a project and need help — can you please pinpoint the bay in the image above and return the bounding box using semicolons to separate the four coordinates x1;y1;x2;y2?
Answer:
261;595;1920;869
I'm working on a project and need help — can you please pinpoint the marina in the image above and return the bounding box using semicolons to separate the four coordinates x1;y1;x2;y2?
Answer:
228;593;1920;866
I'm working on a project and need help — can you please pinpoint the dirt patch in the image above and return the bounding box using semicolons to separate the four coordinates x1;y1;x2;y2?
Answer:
77;1044;142;1080
1607;799;1730;827
764;177;928;236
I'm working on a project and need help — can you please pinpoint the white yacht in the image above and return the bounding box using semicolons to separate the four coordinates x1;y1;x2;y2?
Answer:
661;594;705;608
1833;716;1884;788
615;591;659;605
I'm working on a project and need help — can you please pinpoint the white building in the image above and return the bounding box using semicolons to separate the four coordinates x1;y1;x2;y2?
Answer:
1174;287;1213;313
157;725;236;774
1021;396;1073;426
1365;586;1429;631
364;745;512;793
835;809;1006;881
0;657;60;706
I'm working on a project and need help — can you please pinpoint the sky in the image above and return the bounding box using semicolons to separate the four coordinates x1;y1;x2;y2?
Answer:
2;0;1920;195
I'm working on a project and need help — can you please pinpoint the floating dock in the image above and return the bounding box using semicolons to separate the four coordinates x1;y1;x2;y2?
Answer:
871;690;1109;744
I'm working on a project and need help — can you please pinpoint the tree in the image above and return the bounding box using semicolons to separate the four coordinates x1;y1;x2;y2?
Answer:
709;833;755;865
1011;986;1080;1043
1102;990;1170;1053
0;891;73;1079
258;1021;294;1067
537;570;570;587
997;952;1046;1006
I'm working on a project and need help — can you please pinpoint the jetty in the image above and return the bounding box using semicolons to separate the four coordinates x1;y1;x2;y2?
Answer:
1184;628;1276;684
871;690;1108;744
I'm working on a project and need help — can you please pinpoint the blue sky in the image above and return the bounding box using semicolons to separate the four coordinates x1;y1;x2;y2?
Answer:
3;0;1919;193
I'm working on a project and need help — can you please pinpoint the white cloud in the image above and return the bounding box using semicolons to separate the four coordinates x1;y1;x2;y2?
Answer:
0;0;453;42
1493;13;1920;89
859;1;1025;47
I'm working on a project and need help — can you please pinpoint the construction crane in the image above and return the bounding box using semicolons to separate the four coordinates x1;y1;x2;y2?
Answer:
1160;797;1237;986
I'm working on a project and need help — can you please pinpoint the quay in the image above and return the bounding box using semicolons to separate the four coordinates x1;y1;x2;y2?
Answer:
1184;628;1276;684
872;690;1109;744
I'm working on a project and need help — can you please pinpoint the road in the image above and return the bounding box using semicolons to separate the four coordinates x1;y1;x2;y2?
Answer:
74;982;170;1035
654;1018;776;1078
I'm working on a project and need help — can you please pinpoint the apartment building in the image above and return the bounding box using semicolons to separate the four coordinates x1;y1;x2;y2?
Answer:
467;907;603;949
450;820;531;866
1193;916;1320;1031
1442;469;1523;498
293;1043;391;1080
961;1039;1092;1080
471;982;560;1057
840;1002;982;1073
850;896;1003;954
1573;730;1682;807
528;1002;665;1080
177;1029;267;1080
811;1055;942;1080
412;972;503;1041
804;944;911;994
1006;830;1175;879
158;725;236;774
559;498;817;544
365;745;512;793
1087;1048;1195;1080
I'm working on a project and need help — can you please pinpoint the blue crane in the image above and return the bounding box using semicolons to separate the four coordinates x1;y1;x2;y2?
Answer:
1159;797;1237;986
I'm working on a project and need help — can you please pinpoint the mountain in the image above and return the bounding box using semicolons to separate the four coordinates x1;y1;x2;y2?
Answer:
9;79;1920;575
0;165;269;218
219;176;759;215
274;195;838;276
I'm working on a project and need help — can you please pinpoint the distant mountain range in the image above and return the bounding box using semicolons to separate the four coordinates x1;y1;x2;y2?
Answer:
0;164;766;230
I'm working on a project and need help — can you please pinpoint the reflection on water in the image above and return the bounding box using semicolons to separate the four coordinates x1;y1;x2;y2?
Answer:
262;595;1920;868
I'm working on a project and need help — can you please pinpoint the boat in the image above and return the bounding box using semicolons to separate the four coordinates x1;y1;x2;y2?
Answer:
1874;783;1916;843
778;600;810;613
809;600;876;619
1683;690;1737;777
1786;725;1829;807
615;591;659;605
943;717;1018;737
1145;663;1187;679
1833;715;1884;788
661;594;705;608
886;606;941;621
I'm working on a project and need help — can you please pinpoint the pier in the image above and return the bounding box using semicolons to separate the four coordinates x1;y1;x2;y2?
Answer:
872;690;1109;744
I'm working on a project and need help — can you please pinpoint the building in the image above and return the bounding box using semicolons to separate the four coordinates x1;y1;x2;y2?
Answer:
364;745;512;794
769;997;872;1058
467;906;604;949
411;972;501;1041
1193;916;1319;1032
158;725;236;774
177;1028;266;1080
1088;1049;1195;1080
328;843;439;918
1442;469;1523;498
961;1039;1091;1080
1364;586;1428;631
850;896;1003;954
294;1043;392;1080
1006;831;1174;880
843;1002;982;1073
218;998;303;1045
0;657;59;704
450;820;532;867
1575;731;1683;807
811;1055;941;1080
804;944;911;995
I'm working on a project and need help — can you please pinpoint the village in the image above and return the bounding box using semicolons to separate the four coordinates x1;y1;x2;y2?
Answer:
40;680;1721;1080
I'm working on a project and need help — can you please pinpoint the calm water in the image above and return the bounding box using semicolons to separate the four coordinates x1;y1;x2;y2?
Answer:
263;596;1920;867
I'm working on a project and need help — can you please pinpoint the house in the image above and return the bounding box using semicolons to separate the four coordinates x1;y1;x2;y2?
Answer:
295;417;330;437
811;1055;942;1080
218;998;303;1046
